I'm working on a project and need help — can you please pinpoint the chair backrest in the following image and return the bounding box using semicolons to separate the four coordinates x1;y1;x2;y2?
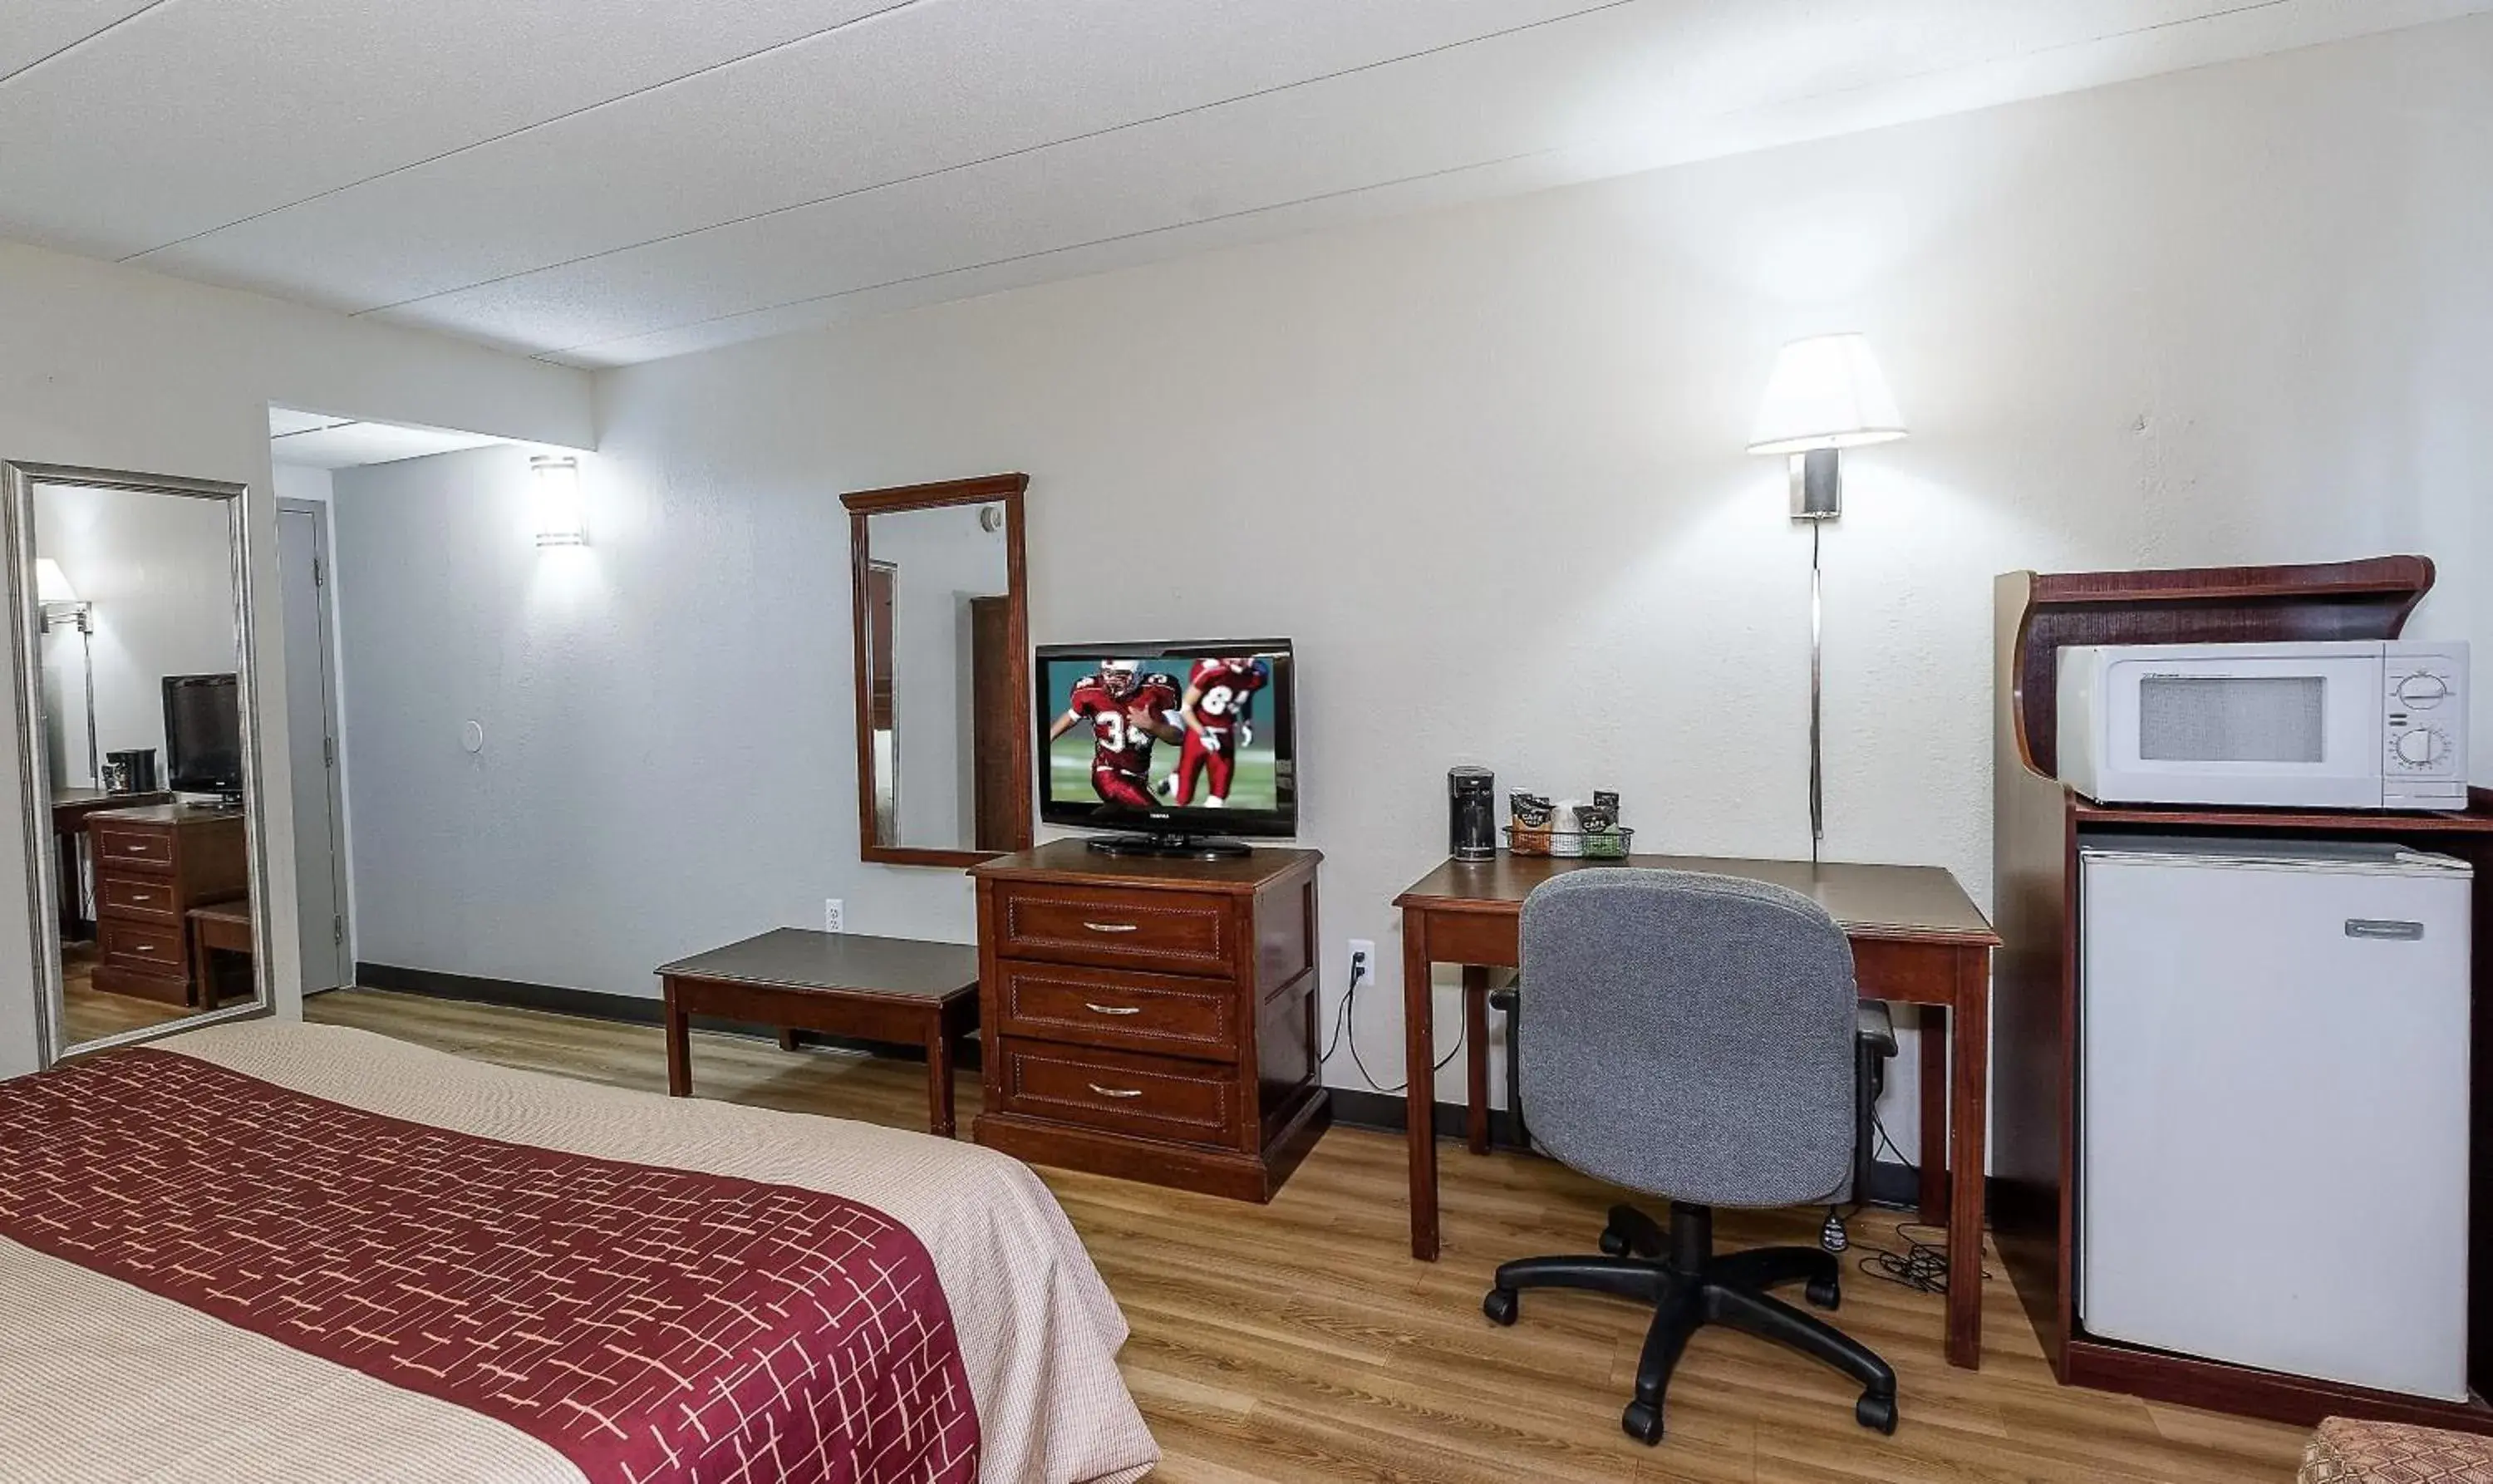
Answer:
1517;868;1857;1208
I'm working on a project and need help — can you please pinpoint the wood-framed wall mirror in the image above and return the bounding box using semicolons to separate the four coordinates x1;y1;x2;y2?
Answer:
1;462;274;1064
842;473;1033;867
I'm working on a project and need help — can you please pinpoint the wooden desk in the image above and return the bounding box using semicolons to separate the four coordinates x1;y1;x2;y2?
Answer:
1394;853;1999;1369
656;929;981;1136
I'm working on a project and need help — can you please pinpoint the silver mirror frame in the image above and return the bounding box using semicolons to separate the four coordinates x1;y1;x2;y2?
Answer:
1;461;275;1064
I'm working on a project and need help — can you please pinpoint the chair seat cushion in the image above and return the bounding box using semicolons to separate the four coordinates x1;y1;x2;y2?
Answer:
2301;1417;2493;1483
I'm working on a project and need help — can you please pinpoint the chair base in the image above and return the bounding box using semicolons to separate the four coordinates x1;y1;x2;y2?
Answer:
1484;1202;1897;1444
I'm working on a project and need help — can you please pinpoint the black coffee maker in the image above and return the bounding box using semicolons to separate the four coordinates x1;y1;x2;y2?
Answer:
1448;766;1497;861
103;748;159;794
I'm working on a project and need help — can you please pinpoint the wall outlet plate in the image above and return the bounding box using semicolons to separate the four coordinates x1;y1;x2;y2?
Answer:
824;898;844;934
1347;938;1375;991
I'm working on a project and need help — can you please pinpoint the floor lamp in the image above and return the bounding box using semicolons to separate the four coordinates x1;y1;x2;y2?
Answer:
36;558;99;786
1747;333;1907;867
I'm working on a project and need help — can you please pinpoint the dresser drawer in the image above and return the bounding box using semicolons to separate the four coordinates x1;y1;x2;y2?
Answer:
995;1039;1237;1146
993;882;1234;976
99;916;185;971
996;961;1237;1060
97;873;180;924
91;823;174;874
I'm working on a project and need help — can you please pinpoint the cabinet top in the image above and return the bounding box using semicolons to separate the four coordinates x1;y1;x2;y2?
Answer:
971;837;1320;891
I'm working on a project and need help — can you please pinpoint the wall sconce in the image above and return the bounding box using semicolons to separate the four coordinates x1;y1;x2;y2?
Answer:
1747;332;1907;866
531;455;588;547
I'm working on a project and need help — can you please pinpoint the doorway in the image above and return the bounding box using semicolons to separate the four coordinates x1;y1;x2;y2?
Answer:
277;499;352;993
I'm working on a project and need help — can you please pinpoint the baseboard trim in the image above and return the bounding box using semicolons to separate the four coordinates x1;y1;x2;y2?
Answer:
352;961;973;1066
1323;1087;1987;1216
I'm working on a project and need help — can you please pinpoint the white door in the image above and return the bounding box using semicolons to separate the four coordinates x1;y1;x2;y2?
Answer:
278;501;352;991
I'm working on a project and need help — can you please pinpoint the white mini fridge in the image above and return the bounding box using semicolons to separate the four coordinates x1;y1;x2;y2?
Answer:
2079;836;2473;1400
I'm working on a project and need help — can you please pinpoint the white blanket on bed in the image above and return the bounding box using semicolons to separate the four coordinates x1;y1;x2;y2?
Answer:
0;1020;1157;1484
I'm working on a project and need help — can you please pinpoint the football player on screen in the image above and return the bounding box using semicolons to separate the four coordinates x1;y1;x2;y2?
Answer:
1048;661;1183;809
1162;655;1269;807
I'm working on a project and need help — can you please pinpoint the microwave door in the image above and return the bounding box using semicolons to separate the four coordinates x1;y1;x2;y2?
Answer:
2101;655;2382;808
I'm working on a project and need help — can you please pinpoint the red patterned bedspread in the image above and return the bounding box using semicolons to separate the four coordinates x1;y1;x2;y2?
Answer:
0;1049;979;1484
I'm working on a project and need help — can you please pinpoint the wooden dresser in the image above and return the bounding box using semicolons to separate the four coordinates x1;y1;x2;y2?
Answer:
970;840;1329;1201
86;803;248;1005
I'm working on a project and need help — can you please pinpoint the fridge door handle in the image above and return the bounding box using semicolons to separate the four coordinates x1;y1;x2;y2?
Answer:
2344;919;2427;941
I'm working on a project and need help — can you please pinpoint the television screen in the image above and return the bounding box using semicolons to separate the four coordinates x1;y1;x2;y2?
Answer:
163;673;241;796
1035;640;1296;838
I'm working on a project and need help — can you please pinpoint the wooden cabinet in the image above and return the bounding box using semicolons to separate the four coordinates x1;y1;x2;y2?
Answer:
971;841;1328;1201
1994;558;2493;1433
86;803;247;1006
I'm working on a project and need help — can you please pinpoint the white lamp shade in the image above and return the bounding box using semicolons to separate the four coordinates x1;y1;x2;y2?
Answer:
1748;333;1908;455
35;558;79;604
531;455;588;547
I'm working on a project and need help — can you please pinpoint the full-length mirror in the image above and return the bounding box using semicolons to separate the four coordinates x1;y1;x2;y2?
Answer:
843;473;1032;867
3;463;270;1059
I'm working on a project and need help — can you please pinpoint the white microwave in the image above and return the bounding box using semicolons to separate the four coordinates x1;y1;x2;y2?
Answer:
2057;640;2470;811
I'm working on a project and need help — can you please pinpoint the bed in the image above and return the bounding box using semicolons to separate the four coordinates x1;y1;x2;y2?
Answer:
0;1020;1158;1484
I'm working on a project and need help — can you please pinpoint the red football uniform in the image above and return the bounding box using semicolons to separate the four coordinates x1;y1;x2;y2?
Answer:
1173;658;1269;806
1068;672;1180;808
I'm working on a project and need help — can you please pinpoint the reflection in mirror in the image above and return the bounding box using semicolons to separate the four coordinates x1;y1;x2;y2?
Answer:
843;474;1031;867
6;464;268;1060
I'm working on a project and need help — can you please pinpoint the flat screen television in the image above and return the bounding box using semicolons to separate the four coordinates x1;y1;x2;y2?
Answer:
163;672;242;799
1035;639;1296;857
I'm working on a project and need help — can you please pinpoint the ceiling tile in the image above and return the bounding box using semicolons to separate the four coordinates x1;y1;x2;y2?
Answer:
0;0;901;258
0;0;160;81
142;0;1603;312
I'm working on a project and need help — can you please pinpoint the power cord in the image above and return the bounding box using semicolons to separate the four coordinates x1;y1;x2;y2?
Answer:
1846;1108;1992;1295
1320;943;1462;1095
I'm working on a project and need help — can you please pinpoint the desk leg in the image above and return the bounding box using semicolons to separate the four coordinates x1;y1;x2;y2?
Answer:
1463;966;1491;1155
56;832;81;941
662;981;692;1098
1945;948;1989;1369
925;1014;956;1138
1918;1005;1949;1225
1402;913;1440;1261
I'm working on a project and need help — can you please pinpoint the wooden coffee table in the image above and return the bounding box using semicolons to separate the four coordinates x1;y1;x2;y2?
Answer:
656;929;981;1136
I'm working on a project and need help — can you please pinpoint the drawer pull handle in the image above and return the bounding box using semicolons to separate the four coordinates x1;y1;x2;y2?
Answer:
1081;921;1139;934
1083;1002;1141;1016
130;892;153;902
1086;1083;1144;1099
130;943;155;954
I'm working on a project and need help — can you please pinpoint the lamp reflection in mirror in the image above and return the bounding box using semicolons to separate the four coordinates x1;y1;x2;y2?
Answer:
33;557;101;787
1747;332;1907;865
530;455;588;547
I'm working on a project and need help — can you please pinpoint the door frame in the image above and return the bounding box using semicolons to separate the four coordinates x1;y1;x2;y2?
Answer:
277;497;352;991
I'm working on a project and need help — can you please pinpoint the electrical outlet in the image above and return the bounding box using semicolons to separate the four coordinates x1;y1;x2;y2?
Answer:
824;898;845;934
1347;939;1376;991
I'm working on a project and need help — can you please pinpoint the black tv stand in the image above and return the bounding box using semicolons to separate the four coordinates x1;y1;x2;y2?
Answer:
1085;833;1253;861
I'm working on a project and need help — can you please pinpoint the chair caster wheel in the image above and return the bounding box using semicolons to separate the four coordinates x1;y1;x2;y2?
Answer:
1599;1227;1630;1257
1622;1400;1663;1444
1856;1393;1897;1435
1482;1288;1517;1326
1807;1275;1841;1310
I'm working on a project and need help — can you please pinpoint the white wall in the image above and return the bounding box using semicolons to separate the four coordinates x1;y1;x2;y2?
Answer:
32;483;238;789
0;240;593;1074
329;16;2493;1147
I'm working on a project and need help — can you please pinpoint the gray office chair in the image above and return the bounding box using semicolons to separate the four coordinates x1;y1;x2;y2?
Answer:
1481;869;1898;1443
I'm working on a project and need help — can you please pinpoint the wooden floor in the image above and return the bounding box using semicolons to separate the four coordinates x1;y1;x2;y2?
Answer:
59;943;214;1045
302;988;2307;1483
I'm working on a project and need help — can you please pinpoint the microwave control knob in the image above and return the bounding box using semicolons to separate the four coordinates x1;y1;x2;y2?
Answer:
2397;673;2451;708
2396;727;2445;768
